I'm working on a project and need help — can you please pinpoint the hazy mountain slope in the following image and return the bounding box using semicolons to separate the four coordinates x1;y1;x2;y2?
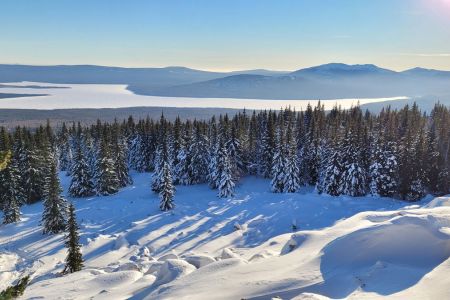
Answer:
1;64;450;100
0;65;227;90
148;64;450;99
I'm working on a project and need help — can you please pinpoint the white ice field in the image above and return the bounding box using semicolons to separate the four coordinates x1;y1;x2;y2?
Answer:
0;82;408;110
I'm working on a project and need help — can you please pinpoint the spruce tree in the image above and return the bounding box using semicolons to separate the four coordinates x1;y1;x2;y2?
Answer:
151;143;164;193
215;142;235;198
340;132;368;197
284;125;301;193
63;203;84;274
369;140;398;197
69;144;95;197
114;138;133;188
159;160;175;211
95;137;119;196
318;144;342;196
187;125;209;184
226;125;245;180
58;123;72;173
1;161;21;224
174;125;193;185
207;142;219;189
42;162;67;234
271;126;286;193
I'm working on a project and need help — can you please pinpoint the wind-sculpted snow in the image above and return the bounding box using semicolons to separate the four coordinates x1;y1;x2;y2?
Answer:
0;172;449;299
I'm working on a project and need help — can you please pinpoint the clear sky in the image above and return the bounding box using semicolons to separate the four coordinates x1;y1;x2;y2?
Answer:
1;0;450;71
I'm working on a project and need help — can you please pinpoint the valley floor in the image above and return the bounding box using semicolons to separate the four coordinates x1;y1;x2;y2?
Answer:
1;173;449;299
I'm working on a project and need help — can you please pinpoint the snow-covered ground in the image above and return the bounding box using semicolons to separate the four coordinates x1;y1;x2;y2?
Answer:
1;172;449;299
0;81;408;110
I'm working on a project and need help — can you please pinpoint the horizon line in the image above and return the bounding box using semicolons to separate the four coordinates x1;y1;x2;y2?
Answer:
1;62;449;73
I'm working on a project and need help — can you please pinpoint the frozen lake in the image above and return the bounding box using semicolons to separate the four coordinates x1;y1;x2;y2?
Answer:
0;81;408;110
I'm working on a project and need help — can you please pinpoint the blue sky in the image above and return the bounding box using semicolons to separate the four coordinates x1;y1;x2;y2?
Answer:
1;0;449;71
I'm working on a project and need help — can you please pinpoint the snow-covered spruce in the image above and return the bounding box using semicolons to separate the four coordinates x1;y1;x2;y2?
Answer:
94;137;119;196
68;143;95;198
42;162;67;234
159;160;175;211
215;142;235;198
63;203;84;274
0;158;22;224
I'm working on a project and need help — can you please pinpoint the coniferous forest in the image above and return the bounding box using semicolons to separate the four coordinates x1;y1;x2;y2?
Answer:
2;102;450;225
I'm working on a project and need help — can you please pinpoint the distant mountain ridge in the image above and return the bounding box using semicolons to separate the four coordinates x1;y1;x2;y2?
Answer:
0;63;449;100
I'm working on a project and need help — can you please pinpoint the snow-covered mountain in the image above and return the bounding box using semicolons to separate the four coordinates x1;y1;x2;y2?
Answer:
147;64;450;100
1;63;450;100
1;172;449;299
289;63;397;77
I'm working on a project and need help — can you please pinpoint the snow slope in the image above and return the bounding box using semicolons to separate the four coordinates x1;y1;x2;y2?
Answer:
0;172;449;299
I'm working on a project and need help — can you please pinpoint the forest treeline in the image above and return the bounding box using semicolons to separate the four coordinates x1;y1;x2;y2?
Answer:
1;102;450;224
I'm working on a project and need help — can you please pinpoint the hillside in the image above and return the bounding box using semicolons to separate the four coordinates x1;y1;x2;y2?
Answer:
1;172;449;299
148;64;450;100
1;64;450;100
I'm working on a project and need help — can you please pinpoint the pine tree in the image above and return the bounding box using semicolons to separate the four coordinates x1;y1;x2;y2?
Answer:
42;163;67;234
63;203;84;274
69;144;95;197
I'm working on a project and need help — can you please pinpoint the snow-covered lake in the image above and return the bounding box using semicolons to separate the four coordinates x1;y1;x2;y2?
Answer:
0;81;408;110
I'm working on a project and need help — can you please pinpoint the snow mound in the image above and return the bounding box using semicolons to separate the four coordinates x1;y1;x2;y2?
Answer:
281;233;308;255
153;259;196;287
318;214;450;297
220;248;240;259
321;215;450;271
145;261;165;275
23;270;144;299
113;235;129;250
425;196;450;208
249;249;277;262
158;253;179;261
0;252;21;290
291;293;331;300
183;254;216;269
115;262;141;272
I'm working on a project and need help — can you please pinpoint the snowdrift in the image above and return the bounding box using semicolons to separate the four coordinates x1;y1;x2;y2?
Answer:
1;173;449;299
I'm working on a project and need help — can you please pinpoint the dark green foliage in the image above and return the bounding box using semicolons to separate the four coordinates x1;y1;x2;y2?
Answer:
42;163;67;234
3;101;450;208
0;275;30;300
95;137;119;195
68;143;95;197
63;203;84;274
